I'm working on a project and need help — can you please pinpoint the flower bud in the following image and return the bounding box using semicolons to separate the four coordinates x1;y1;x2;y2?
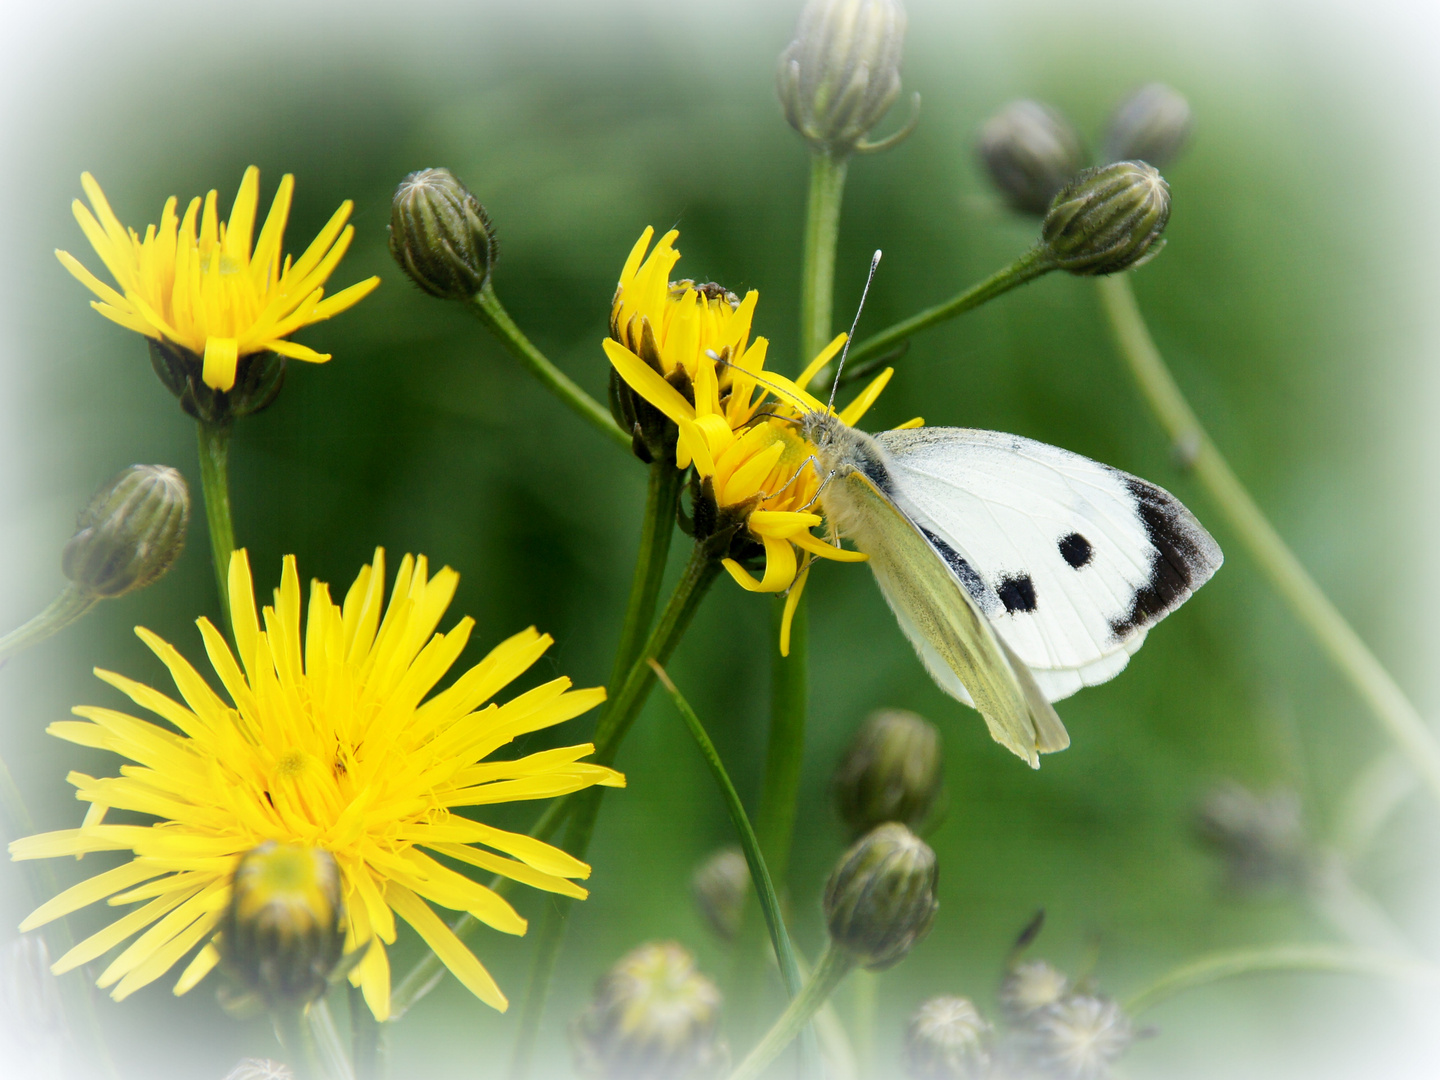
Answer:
833;709;944;839
218;842;346;1010
148;341;287;424
1017;994;1135;1080
978;100;1087;216
389;168;497;300
823;822;938;971
1041;162;1171;276
572;942;727;1080
999;959;1070;1027
904;995;992;1080
1195;781;1307;893
777;0;910;155
61;465;189;598
692;847;750;943
1103;84;1193;170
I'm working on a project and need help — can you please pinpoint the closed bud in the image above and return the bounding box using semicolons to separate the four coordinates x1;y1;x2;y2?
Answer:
572;942;727;1080
777;0;911;155
999;959;1070;1027
218;843;346;1010
823;822;938;970
1041;162;1171;276
833;709;944;839
692;847;750;943
62;465;189;598
389;168;497;300
978;100;1087;216
1103;84;1193;170
1017;994;1135;1080
904;996;992;1080
1195;781;1307;893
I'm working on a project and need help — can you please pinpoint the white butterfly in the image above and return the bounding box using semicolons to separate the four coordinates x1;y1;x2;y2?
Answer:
800;411;1222;766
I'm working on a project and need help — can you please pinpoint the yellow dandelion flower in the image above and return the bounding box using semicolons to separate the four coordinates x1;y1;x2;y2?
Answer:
8;549;622;1019
57;167;380;393
604;227;900;654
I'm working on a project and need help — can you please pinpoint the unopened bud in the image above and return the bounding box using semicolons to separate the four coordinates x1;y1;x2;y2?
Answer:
572;942;727;1080
833;709;944;839
218;843;346;1009
692;847;750;943
823;822;938;971
1103;84;1193;170
777;0;911;155
389;168;497;300
904;996;992;1080
62;465;189;598
1195;781;1307;893
978;101;1087;216
999;959;1070;1026
1017;994;1135;1080
1041;162;1171;275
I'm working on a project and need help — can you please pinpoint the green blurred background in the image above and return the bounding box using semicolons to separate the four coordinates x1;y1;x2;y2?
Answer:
1;1;1437;1077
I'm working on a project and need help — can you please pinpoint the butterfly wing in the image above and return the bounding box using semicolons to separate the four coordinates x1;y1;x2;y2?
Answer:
827;466;1070;766
875;426;1222;701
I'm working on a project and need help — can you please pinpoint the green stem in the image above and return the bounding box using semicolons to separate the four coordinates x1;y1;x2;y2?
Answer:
1123;944;1440;1017
309;999;356;1080
506;545;721;1079
849;969;878;1077
650;661;803;999
349;984;381;1080
470;282;630;452
1333;751;1416;861
275;1007;327;1080
197;420;235;634
726;944;855;1080
0;585;98;660
801;152;849;370
755;598;809;897
607;462;684;693
843;247;1053;373
1095;274;1440;806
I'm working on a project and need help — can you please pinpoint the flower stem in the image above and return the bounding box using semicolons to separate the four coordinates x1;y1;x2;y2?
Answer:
275;1007;326;1080
607;462;685;692
0;585;98;660
801;151;849;372
843;247;1053;374
506;545;721;1080
726;943;856;1080
349;984;381;1080
1123;944;1440;1017
196;420;236;634
470;282;630;452
1095;274;1440;806
309;999;356;1080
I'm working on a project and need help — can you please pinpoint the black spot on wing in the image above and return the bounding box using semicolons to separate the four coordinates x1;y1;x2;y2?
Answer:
1059;532;1093;568
1110;478;1207;637
919;527;987;603
998;574;1037;613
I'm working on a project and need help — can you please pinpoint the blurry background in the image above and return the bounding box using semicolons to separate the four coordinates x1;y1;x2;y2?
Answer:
2;0;1438;1076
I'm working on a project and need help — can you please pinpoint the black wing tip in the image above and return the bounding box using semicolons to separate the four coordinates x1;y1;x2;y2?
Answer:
1110;478;1223;638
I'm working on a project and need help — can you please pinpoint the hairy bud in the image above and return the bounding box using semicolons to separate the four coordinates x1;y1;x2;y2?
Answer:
692;847;750;943
1103;84;1193;169
833;709;944;839
1041;162;1171;275
389;168;497;300
1016;994;1135;1080
62;465;189;598
823;822;938;971
999;959;1070;1027
904;995;992;1080
978;100;1087;215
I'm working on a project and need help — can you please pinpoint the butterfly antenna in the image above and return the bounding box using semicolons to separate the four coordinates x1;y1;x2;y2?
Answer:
827;249;883;416
706;350;809;412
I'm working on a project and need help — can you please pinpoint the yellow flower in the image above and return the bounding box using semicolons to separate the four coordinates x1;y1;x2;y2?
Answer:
9;549;622;1019
604;227;901;653
57;167;380;393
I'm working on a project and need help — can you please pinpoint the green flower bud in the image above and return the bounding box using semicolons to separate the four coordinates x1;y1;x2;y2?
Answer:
692;847;750;943
147;341;287;424
1195;781;1308;893
978;100;1087;216
1017;994;1135;1080
1103;83;1193;170
904;996;992;1080
832;709;944;839
218;842;346;1010
572;942;727;1080
777;0;911;156
1041;162;1171;275
389;168;497;300
823;822;938;971
999;959;1070;1026
62;465;189;598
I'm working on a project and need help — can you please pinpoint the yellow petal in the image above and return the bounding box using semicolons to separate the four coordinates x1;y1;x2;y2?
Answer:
386;882;508;1012
201;336;239;391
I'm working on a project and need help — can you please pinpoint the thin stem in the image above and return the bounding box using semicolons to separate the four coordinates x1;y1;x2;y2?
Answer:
309;999;356;1080
607;462;684;693
726;943;855;1080
801;152;849;370
0;585;98;659
849;969;878;1077
470;282;630;452
843;247;1053;373
196;420;236;634
349;984;381;1080
1123;944;1440;1017
1332;751;1417;862
275;1007;326;1080
649;660;804;999
506;545;721;1079
1095;274;1440;806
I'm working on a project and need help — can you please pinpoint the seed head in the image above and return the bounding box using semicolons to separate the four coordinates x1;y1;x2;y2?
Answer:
904;995;992;1080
